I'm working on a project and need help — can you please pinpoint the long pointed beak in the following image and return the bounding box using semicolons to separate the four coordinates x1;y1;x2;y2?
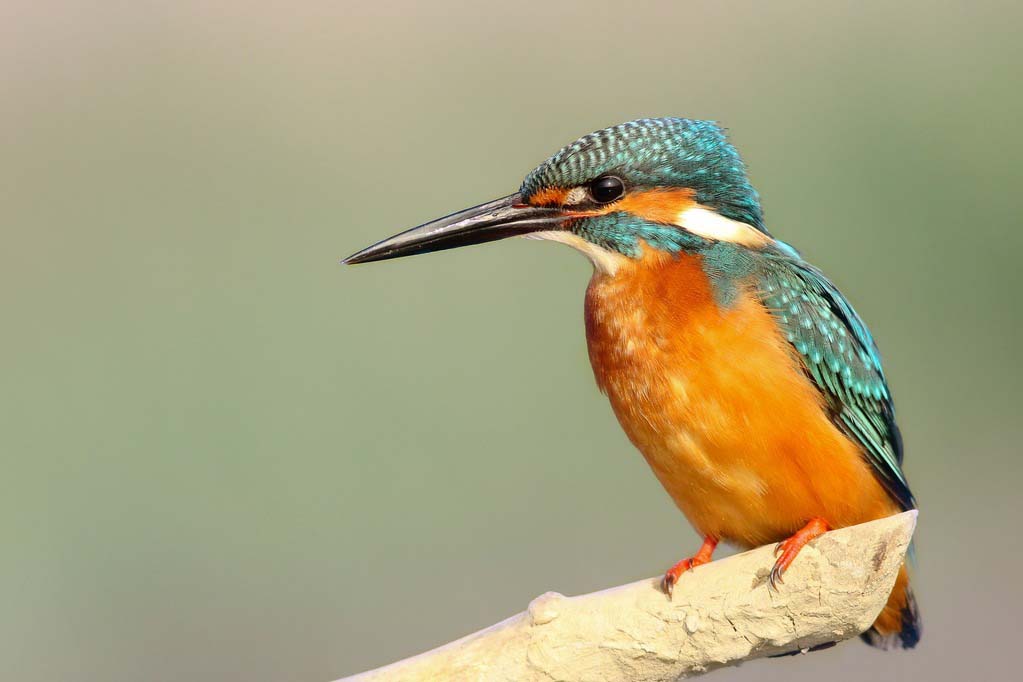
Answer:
342;193;565;265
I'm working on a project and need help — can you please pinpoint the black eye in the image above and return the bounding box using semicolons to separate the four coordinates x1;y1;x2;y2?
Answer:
589;175;625;204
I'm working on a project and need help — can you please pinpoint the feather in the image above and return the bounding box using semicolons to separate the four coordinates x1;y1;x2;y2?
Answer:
757;258;915;511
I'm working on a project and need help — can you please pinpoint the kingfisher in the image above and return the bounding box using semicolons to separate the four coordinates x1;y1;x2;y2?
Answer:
343;118;920;649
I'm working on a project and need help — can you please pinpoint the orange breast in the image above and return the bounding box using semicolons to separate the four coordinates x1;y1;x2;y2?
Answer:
585;248;899;547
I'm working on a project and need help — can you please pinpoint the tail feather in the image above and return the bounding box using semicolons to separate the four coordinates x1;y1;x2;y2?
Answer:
861;564;921;649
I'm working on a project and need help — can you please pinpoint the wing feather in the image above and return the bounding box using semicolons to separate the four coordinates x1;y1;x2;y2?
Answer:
757;257;915;510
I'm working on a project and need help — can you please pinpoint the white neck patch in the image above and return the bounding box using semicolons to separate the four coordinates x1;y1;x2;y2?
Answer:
676;206;769;247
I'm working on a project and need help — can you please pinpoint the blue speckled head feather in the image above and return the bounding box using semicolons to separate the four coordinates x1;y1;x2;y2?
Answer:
521;118;767;234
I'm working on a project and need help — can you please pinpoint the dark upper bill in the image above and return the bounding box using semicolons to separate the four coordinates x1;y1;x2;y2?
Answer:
342;193;566;264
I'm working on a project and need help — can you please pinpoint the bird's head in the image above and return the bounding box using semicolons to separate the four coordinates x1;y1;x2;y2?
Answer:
344;118;775;273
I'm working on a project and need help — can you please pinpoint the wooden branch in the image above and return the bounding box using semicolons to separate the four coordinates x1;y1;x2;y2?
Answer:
339;511;917;682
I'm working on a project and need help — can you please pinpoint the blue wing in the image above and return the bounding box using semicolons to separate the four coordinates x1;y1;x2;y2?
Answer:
757;256;915;510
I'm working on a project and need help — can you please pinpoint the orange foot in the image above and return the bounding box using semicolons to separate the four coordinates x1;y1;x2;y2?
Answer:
770;517;831;589
662;535;718;599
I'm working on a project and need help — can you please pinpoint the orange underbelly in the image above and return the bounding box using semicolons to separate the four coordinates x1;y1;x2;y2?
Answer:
585;251;898;547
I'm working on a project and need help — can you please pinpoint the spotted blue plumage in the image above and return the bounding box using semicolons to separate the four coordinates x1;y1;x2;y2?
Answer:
521;118;767;232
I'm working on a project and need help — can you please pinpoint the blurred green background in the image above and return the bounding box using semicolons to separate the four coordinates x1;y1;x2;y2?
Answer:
3;2;1021;680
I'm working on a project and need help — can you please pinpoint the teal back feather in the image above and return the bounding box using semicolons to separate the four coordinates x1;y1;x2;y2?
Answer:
755;255;914;510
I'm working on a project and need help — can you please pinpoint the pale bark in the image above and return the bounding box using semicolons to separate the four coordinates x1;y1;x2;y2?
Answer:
339;511;917;682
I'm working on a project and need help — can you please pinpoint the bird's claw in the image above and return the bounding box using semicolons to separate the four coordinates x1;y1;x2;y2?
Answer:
660;536;718;601
768;518;830;592
769;538;793;589
662;558;694;600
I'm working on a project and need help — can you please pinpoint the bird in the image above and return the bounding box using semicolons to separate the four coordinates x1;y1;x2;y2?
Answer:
343;117;919;649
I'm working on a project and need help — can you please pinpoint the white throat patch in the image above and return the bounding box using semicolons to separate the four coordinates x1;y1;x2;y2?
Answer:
525;231;629;275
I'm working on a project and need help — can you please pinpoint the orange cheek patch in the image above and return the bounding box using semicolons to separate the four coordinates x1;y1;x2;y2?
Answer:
617;188;697;224
527;187;569;206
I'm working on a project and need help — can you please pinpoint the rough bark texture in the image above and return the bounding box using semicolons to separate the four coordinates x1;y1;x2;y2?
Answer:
339;511;917;682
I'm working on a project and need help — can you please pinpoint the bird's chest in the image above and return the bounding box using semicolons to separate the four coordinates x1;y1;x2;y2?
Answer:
582;254;828;541
584;260;743;485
